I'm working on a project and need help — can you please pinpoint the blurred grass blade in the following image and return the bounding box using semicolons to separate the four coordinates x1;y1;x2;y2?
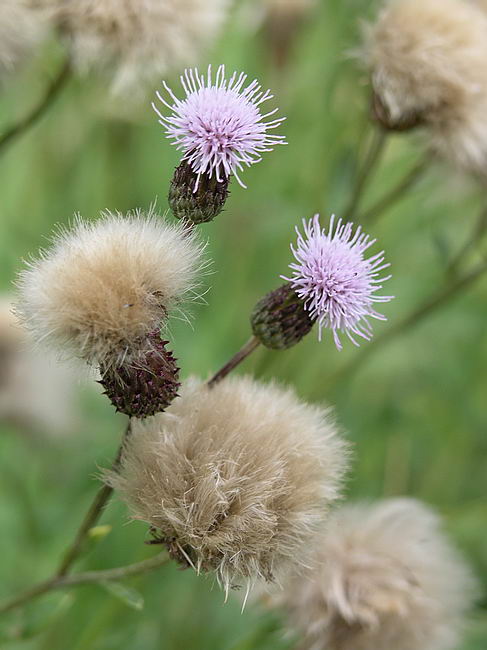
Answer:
99;581;144;611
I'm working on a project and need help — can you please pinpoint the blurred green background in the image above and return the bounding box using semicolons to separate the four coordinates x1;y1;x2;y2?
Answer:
0;0;486;647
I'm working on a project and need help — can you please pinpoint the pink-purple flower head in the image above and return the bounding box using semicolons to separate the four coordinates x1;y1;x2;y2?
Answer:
152;64;286;189
282;215;394;350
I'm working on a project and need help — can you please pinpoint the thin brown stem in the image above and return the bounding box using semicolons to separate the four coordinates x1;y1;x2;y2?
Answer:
324;260;487;390
55;420;131;577
345;128;388;219
0;553;169;615
360;156;429;225
208;336;261;387
0;59;71;153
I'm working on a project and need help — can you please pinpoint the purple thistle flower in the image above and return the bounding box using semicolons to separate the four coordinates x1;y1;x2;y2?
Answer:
282;214;394;350
152;64;286;189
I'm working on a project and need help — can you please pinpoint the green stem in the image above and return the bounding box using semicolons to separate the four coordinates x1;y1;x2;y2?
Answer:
0;553;169;615
324;260;487;389
55;420;132;578
446;206;487;277
0;59;71;153
360;156;429;225
345;128;388;219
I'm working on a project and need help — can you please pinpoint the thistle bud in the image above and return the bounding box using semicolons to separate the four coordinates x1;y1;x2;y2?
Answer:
99;332;180;418
251;283;314;350
168;161;229;225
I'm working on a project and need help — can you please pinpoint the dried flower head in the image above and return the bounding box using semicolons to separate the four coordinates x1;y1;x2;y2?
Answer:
0;0;48;81
364;0;487;175
107;376;348;591
52;0;231;94
153;65;286;189
282;215;393;350
16;208;205;366
275;499;477;650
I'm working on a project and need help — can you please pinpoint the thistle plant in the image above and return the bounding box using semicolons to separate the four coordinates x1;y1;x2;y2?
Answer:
0;1;486;646
154;65;286;224
365;0;487;177
251;214;393;350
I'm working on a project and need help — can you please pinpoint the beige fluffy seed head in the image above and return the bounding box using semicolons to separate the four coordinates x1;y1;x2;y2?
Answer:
0;0;48;81
107;376;349;590
275;499;477;650
16;208;205;366
365;0;487;176
52;0;231;95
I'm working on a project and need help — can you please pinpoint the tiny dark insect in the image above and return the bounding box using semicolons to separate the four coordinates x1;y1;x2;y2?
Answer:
145;527;193;569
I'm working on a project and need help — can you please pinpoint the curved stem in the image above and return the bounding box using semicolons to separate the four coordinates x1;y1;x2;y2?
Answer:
360;156;429;225
0;59;71;153
345;128;388;219
446;206;487;277
208;336;261;387
0;553;169;615
55;420;132;577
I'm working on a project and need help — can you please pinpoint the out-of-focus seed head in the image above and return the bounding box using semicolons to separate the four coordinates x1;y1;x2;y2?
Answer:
272;499;478;650
51;0;232;95
371;90;424;132
0;0;49;82
364;0;487;177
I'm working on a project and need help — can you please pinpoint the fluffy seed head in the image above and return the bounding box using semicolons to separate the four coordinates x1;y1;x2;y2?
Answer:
107;376;348;591
275;499;477;650
52;0;231;94
282;215;393;350
16;208;205;366
364;0;487;175
0;0;48;81
153;64;287;189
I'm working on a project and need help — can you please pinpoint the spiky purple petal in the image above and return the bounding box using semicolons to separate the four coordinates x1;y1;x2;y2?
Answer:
282;214;393;350
152;64;286;189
